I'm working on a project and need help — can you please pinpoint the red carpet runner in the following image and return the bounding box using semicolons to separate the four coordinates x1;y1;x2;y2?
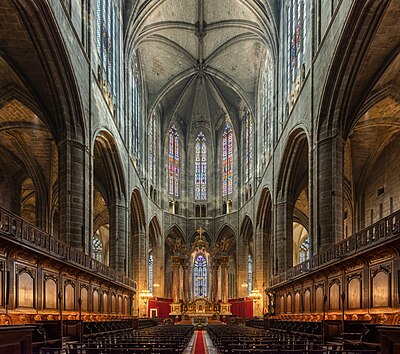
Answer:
192;330;208;354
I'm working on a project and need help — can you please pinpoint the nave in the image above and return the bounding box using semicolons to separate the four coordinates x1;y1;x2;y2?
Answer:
37;320;381;354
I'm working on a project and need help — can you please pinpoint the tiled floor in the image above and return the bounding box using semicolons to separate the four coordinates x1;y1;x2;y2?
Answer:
182;330;218;354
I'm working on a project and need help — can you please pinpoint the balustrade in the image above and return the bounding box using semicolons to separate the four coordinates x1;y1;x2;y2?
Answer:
0;207;136;290
270;210;400;287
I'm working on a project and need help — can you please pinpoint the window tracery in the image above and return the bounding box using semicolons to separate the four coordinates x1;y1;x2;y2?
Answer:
168;125;180;198
287;0;308;99
195;132;207;200
222;124;233;197
96;0;118;104
194;255;207;298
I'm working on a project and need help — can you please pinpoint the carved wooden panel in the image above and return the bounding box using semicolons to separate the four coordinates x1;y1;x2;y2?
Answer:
286;293;292;313
16;265;36;308
124;296;129;314
372;267;390;307
294;292;301;313
118;295;123;313
315;286;324;312
80;286;88;311
279;295;284;314
64;281;75;311
111;293;116;313
44;275;57;309
347;274;362;309
103;291;108;313
93;289;99;312
329;281;340;310
304;289;311;312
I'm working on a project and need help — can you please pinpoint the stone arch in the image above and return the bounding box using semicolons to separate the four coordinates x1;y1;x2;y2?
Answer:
255;187;272;303
149;216;163;296
276;128;310;272
0;57;59;234
7;0;86;143
93;131;127;272
238;215;254;297
130;188;147;302
316;1;400;246
163;225;186;299
316;1;396;141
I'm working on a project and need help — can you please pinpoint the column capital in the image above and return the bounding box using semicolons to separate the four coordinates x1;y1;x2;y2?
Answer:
171;255;182;267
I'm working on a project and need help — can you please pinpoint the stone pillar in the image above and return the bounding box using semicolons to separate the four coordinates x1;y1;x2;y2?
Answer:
182;259;190;303
171;256;181;303
211;258;219;303
275;199;293;273
220;256;229;304
109;203;127;273
132;229;147;313
237;239;249;298
220;256;231;315
58;139;90;251
317;136;344;250
152;239;164;298
254;229;265;291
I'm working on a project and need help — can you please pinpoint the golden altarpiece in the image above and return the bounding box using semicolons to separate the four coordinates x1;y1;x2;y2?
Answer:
169;228;231;323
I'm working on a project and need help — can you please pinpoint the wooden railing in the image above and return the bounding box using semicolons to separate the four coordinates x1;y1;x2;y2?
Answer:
0;207;136;290
270;210;400;287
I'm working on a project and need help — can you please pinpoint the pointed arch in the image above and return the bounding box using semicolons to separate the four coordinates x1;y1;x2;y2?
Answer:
93;130;127;203
240;215;254;241
256;187;272;232
276;127;309;201
131;188;146;234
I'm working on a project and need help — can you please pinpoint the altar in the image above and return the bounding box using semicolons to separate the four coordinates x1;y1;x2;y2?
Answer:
183;298;219;326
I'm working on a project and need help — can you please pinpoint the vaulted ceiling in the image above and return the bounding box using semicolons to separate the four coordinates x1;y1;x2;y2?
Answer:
127;0;278;134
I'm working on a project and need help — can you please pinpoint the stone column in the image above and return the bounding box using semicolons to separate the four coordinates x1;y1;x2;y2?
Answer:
211;258;219;303
152;238;164;298
317;136;344;250
275;199;293;273
237;239;249;298
182;259;190;303
171;256;181;303
109;203;127;273
220;256;229;304
58;139;90;251
132;229;148;313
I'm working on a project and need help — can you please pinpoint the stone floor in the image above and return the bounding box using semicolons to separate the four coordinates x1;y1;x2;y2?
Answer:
182;329;218;354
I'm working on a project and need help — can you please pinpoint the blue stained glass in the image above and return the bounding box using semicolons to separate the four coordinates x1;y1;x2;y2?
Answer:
194;255;207;297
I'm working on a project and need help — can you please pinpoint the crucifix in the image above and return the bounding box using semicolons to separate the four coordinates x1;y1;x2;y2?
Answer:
197;226;205;238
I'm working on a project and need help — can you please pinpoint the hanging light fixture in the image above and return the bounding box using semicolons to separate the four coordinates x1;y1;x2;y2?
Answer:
241;280;248;288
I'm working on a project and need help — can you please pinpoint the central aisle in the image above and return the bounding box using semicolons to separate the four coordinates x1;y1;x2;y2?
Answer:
183;329;218;354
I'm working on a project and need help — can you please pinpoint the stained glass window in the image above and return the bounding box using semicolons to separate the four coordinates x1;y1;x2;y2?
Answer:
222;124;233;197
194;255;207;298
92;234;103;263
148;252;153;292
131;57;141;165
195;132;207;200
262;53;273;161
168;125;180;197
149;112;157;184
244;111;253;183
96;0;118;100
299;236;310;263
248;254;253;294
287;0;308;96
